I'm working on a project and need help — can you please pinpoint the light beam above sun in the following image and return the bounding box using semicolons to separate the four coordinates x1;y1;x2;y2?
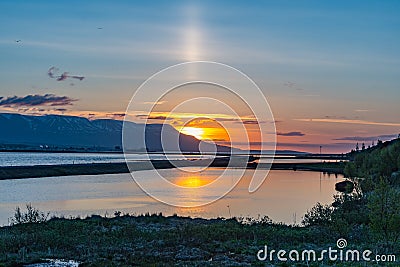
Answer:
183;3;202;61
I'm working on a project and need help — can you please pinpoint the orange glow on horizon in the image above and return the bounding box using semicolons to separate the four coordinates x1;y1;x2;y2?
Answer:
180;126;231;142
180;126;204;140
178;117;232;143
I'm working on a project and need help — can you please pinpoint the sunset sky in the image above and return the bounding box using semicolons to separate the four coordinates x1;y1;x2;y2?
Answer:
1;0;399;153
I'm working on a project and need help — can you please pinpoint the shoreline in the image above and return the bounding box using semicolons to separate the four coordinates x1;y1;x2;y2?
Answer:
0;160;345;180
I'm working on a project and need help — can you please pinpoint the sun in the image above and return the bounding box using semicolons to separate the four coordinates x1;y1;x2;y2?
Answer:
180;127;204;140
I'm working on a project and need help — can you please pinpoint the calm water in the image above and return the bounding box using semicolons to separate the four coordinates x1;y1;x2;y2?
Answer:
0;152;340;167
0;152;213;166
0;168;343;225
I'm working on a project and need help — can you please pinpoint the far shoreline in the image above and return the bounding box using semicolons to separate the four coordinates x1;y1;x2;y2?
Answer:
0;160;345;180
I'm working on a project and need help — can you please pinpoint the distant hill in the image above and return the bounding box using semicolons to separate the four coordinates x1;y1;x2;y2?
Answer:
0;113;232;153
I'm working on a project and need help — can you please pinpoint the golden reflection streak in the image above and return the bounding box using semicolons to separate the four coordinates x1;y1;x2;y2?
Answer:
173;175;214;188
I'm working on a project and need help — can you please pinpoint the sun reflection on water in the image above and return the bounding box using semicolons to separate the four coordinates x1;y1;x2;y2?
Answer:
173;173;215;188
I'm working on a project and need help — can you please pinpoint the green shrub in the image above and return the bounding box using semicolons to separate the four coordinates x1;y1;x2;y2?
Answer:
10;203;49;225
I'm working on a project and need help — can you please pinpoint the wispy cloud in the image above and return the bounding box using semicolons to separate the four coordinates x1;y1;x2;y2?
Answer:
0;106;72;116
134;112;269;127
148;116;173;120
142;101;167;105
241;120;261;125
133;112;242;121
333;134;397;142
135;114;174;121
277;131;305;137
295;118;400;127
0;94;77;107
354;109;372;112
105;113;126;120
283;81;295;88
108;113;125;117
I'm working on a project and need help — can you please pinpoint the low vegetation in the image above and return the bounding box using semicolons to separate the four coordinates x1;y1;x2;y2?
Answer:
10;203;49;225
0;211;389;266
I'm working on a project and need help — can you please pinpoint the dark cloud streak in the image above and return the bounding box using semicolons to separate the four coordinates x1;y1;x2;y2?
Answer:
0;94;77;107
48;66;85;82
108;113;125;117
277;131;305;137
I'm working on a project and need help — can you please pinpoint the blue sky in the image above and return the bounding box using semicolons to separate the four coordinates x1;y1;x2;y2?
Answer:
1;0;399;152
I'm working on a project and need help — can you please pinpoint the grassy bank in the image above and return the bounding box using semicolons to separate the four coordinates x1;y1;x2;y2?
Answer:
1;212;394;267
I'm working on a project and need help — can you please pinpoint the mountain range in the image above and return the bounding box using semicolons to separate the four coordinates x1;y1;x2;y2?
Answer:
0;113;232;153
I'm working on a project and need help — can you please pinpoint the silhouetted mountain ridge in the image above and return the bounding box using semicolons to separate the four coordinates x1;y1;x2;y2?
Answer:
0;113;232;152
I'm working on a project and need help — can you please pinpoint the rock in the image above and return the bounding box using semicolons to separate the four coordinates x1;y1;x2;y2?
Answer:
335;180;354;193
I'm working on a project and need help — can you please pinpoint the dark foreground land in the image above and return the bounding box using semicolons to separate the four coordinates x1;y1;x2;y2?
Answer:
0;213;396;267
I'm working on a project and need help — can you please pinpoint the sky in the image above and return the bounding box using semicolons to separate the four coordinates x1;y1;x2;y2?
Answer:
0;0;399;153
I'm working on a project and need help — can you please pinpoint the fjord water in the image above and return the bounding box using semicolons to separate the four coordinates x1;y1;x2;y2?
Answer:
0;152;341;167
0;152;209;166
0;167;343;225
